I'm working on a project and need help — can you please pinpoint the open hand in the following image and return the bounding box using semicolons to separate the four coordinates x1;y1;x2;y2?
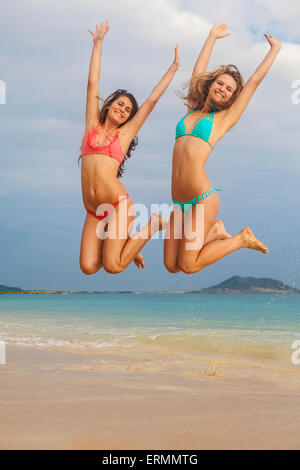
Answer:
264;34;281;51
173;45;180;70
210;22;229;39
89;21;110;43
134;253;145;270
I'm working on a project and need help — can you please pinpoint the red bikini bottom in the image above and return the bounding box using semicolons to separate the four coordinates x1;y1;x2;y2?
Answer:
87;194;129;221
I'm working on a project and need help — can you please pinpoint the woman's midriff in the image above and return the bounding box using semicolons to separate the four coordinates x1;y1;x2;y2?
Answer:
171;138;213;201
80;154;128;212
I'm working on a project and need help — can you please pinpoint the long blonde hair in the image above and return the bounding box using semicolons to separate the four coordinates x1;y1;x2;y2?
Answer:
179;64;244;111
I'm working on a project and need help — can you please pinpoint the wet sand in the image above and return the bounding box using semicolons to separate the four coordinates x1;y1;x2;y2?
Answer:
0;345;299;450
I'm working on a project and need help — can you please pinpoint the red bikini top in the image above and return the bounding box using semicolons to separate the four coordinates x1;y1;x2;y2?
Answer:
80;125;124;164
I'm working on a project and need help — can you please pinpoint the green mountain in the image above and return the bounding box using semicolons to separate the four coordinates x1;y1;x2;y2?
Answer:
0;285;63;294
197;276;300;294
0;284;23;292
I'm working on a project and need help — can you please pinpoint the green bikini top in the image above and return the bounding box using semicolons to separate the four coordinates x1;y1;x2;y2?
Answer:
175;104;218;150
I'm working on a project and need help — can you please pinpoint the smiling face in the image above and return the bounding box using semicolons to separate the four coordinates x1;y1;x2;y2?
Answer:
209;73;237;105
107;95;133;125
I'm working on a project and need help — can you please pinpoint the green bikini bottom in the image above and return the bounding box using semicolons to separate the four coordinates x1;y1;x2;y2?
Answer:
172;186;221;214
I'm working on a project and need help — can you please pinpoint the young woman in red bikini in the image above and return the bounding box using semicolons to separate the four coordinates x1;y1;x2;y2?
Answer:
79;21;179;275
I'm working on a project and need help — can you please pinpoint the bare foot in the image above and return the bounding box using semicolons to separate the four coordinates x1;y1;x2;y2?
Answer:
134;252;145;269
206;219;232;243
216;220;232;239
239;227;269;253
150;213;168;233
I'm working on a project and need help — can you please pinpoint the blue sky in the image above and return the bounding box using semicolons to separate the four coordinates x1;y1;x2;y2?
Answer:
0;0;300;291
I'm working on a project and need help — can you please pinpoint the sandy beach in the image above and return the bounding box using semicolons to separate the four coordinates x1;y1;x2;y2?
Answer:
0;344;299;450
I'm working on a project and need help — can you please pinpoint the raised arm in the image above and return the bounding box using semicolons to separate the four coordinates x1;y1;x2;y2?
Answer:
223;34;281;130
122;46;180;139
85;21;110;129
191;23;229;78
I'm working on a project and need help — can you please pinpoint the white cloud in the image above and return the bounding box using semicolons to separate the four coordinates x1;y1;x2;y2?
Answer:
254;0;300;39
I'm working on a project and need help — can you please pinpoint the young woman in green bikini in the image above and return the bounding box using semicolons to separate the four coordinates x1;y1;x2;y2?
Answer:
164;23;281;274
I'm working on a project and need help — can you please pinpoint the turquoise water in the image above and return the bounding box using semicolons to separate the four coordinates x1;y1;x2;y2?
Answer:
0;293;300;359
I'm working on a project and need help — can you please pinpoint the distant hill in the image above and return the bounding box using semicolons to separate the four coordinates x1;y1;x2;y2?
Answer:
197;276;300;294
0;284;23;292
0;284;63;294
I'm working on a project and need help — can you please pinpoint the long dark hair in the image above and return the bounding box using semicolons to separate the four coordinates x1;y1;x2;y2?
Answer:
79;89;139;178
179;65;244;111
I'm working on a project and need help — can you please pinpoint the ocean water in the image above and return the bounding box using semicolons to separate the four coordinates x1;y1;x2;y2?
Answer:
0;293;300;365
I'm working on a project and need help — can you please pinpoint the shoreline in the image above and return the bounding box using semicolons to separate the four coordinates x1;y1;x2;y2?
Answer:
1;290;300;294
0;344;299;450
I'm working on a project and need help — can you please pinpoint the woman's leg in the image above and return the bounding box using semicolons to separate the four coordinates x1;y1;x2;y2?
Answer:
164;192;221;273
102;197;166;274
79;213;105;275
179;228;268;274
203;219;232;244
164;205;184;273
163;202;231;273
177;194;268;274
177;191;219;273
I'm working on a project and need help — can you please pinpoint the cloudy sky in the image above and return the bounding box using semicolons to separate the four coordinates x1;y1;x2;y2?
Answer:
1;0;300;291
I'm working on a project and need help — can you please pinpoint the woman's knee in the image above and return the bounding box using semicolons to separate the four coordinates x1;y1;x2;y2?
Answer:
164;257;180;274
79;259;102;275
177;258;202;275
103;259;125;274
178;263;194;274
